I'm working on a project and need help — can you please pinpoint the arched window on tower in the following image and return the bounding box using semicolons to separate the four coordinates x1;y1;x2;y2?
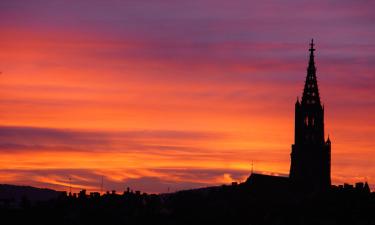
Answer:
311;117;314;126
304;116;308;126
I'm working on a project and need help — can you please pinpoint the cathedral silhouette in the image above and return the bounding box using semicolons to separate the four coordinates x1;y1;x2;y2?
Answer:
247;40;332;192
290;39;331;191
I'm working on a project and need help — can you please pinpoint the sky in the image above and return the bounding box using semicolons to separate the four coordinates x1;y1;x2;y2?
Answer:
0;0;374;193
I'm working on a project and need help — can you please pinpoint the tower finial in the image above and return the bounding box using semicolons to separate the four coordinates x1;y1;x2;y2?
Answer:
308;39;316;66
302;39;320;105
309;39;315;52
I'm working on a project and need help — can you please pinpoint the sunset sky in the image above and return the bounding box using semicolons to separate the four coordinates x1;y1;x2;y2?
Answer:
0;0;374;193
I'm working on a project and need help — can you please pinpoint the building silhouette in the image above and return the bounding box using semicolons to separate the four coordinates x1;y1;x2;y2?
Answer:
246;40;332;192
289;39;331;191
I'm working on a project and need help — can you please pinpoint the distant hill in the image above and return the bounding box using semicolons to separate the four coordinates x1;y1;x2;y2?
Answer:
0;184;64;205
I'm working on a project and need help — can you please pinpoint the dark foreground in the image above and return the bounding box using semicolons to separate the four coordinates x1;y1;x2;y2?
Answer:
1;183;374;225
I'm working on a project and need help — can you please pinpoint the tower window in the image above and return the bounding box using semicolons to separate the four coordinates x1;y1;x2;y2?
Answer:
305;116;308;126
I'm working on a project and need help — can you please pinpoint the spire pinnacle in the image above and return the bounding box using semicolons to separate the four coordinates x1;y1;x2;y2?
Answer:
309;39;315;52
302;39;321;106
308;39;316;69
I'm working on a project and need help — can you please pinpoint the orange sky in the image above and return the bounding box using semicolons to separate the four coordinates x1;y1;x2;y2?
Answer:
0;0;374;193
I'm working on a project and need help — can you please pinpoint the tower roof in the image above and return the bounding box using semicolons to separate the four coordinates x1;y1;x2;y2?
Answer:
301;39;321;106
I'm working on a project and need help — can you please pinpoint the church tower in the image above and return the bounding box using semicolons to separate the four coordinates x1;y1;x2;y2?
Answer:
289;39;331;191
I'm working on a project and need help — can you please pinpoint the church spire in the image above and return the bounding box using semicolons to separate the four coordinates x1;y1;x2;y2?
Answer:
302;39;321;106
308;39;316;71
290;39;331;191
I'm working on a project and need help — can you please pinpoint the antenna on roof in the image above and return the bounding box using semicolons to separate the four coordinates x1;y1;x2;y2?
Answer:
69;177;72;194
251;161;254;174
100;176;104;195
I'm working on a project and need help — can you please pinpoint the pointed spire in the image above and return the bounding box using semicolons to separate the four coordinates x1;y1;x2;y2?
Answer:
310;39;315;53
308;39;316;72
326;134;331;144
302;39;321;106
